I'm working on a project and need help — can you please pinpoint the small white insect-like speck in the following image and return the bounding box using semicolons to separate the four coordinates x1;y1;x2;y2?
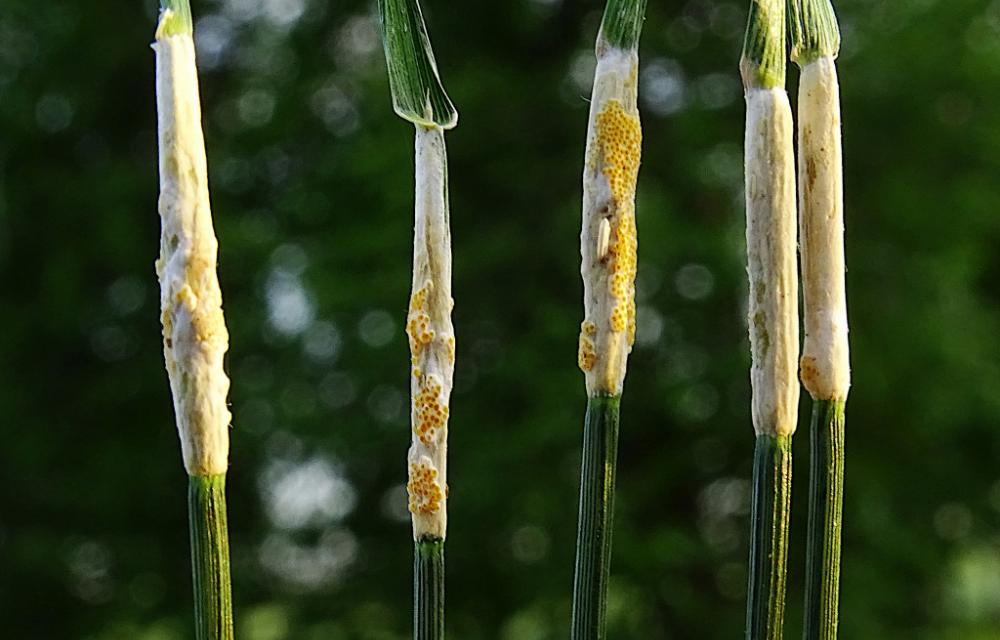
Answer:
597;218;611;261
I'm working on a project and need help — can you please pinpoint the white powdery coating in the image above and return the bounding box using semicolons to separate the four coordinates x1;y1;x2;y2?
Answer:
406;125;454;540
798;58;850;401
745;88;799;437
154;23;231;476
580;46;640;396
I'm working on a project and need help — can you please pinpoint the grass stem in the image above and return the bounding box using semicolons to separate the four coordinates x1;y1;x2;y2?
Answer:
746;435;792;640
803;399;845;640
414;538;445;640
188;474;234;640
571;394;622;640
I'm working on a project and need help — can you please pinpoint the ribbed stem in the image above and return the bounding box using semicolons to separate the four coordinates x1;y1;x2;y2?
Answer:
740;0;787;89
746;435;792;640
414;538;445;640
571;394;622;640
788;0;841;65
803;399;845;640
599;0;649;51
188;474;234;640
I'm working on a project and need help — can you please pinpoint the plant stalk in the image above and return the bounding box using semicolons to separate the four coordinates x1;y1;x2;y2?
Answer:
571;394;621;640
414;538;445;640
746;435;792;640
803;399;845;640
188;474;234;640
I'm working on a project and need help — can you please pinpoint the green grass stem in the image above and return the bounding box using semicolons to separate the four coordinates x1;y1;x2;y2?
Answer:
803;399;845;640
571;394;622;640
746;434;792;640
188;474;234;640
414;538;445;640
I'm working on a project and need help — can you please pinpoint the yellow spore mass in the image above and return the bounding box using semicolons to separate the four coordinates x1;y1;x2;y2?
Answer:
407;461;443;515
596;100;641;347
406;281;435;357
413;374;448;446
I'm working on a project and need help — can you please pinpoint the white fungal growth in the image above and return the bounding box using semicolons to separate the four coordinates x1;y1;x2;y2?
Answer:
745;88;799;438
405;125;454;540
579;45;642;396
798;57;850;401
154;14;231;476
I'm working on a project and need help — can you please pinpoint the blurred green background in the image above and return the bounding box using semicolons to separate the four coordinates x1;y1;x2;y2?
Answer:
2;0;1000;638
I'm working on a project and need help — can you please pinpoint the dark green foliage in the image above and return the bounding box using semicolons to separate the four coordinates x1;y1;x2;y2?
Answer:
1;1;1000;638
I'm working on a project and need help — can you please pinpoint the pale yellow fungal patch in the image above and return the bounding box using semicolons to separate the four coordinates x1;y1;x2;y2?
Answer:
407;125;454;541
406;280;435;357
579;46;643;396
407;460;443;516
413;374;449;446
745;87;800;438
595;101;641;332
155;20;231;477
578;340;597;372
798;57;850;401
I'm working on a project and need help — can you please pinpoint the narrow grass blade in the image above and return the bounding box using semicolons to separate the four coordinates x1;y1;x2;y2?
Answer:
746;435;792;640
571;394;621;640
188;474;234;640
377;0;457;129
803;400;845;640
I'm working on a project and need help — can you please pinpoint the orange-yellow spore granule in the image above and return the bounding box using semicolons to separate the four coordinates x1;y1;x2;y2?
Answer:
407;461;443;515
406;281;435;358
578;337;597;372
610;303;628;333
595;100;641;347
413;374;448;446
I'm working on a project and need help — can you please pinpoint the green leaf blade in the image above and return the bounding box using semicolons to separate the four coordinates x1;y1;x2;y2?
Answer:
378;0;458;129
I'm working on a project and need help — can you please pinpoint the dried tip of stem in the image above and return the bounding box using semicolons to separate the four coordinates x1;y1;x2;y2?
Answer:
598;0;649;51
789;0;841;64
378;0;458;129
740;0;786;90
157;0;193;37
